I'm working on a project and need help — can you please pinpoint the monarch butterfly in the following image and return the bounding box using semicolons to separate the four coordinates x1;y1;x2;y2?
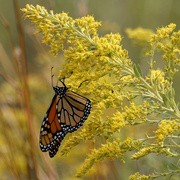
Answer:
40;79;91;158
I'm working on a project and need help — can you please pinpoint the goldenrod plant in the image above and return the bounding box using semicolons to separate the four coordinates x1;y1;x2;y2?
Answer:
21;4;180;179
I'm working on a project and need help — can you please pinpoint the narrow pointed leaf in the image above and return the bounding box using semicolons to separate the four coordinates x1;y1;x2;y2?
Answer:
137;64;143;77
162;94;170;108
133;64;141;78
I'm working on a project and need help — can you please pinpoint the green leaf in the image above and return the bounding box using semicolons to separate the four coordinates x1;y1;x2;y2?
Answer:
137;64;143;77
172;88;175;97
177;159;180;164
171;163;180;170
133;64;141;78
136;84;147;89
177;102;179;109
162;94;170;108
132;122;143;125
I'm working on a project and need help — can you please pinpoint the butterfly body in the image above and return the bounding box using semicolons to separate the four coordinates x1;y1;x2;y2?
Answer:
40;84;91;157
53;86;67;98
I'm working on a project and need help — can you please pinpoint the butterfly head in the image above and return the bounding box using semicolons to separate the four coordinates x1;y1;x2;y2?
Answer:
53;86;68;96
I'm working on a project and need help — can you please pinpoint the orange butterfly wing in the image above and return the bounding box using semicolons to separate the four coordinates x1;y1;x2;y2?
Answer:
58;91;91;133
40;95;66;155
49;139;61;158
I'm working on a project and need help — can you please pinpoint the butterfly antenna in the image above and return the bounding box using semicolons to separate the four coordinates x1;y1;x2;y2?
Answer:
51;67;54;87
59;79;66;88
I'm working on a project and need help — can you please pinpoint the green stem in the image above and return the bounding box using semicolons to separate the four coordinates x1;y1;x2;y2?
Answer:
152;169;180;179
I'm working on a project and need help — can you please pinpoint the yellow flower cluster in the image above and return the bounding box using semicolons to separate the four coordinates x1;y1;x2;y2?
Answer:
60;33;129;87
150;24;176;44
76;139;122;177
120;137;141;153
131;147;154;160
120;75;139;86
152;24;180;69
147;24;180;69
105;111;125;135
75;16;101;38
22;4;101;55
129;172;151;180
123;102;148;124
76;137;140;177
155;119;180;145
126;27;154;46
131;145;177;160
146;69;170;92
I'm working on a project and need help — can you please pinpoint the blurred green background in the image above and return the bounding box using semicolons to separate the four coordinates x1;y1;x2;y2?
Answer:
0;0;180;179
